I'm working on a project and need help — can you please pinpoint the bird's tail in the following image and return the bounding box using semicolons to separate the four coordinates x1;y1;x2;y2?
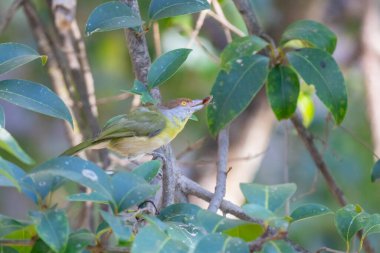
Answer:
60;139;95;156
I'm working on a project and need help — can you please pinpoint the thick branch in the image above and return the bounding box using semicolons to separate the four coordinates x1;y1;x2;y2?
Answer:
231;0;261;35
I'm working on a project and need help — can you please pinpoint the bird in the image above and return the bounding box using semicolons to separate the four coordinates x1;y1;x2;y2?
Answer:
61;96;212;157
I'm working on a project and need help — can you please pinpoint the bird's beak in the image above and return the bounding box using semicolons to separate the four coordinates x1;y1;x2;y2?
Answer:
190;95;213;112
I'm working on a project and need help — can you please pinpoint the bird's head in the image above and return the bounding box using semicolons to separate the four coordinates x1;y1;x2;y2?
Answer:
160;96;213;122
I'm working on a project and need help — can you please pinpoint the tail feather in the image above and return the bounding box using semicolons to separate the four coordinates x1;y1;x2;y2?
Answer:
60;139;95;156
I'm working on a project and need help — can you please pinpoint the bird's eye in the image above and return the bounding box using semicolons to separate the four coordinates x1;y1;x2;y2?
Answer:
181;101;187;106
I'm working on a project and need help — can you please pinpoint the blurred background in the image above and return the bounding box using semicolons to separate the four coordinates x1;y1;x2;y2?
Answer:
1;0;380;251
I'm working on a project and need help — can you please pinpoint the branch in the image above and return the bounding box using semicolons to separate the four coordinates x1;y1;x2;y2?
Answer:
0;0;24;34
231;0;261;35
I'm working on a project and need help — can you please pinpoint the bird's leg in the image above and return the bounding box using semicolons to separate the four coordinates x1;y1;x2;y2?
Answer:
150;151;168;165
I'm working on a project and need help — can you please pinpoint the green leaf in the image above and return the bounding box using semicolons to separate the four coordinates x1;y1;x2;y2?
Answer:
242;204;289;230
290;204;332;222
158;203;201;223
111;171;158;212
0;105;4;128
126;80;157;105
131;225;188;253
266;65;300;120
281;20;337;54
0;128;34;164
67;192;110;203
100;211;132;242
371;159;380;182
132;160;162;182
287;48;347;124
65;229;96;253
335;204;369;245
0;43;46;74
196;209;248;233
220;35;268;69
193;234;249;253
223;223;264;242
260;240;297;253
149;0;210;20
298;90;315;127
0;247;19;253
30;209;70;253
0;214;31;237
189;114;199;121
31;239;55;253
207;55;269;135
240;183;296;212
148;48;192;88
0;79;73;127
85;1;142;36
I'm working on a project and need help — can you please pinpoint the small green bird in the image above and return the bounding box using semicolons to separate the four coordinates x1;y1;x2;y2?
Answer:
61;96;212;157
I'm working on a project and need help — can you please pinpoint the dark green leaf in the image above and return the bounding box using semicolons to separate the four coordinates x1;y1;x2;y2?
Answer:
67;192;110;203
100;211;132;242
0;214;31;237
0;105;4;127
65;229;96;253
287;48;347;124
131;225;188;253
132;160;162;182
148;48;192;88
0;128;34;164
371;159;380;182
260;240;297;253
31;239;55;253
335;204;369;244
126;80;157;105
85;1;142;36
149;0;210;20
0;43;46;74
158;203;201;223
240;183;296;212
207;55;269;135
223;223;264;242
290;204;332;222
220;35;268;69
0;79;73;127
281;20;337;54
266;65;299;119
193;234;249;253
30;209;70;253
0;246;19;253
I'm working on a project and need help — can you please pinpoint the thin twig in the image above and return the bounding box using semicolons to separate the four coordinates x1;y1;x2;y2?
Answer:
96;93;132;105
207;11;245;37
232;0;261;35
248;230;287;252
153;22;162;57
194;37;220;64
315;247;345;253
0;0;24;34
187;10;209;48
211;0;232;41
0;239;35;247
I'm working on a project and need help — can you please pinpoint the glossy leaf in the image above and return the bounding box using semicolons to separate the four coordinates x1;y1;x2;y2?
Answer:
240;183;296;212
0;128;34;164
111;171;158;212
100;211;132;241
335;204;369;244
223;223;264;242
0;79;73;127
126;80;157;105
281;20;337;54
207;55;269;135
30;209;70;253
371;159;380;182
67;192;110;203
132;160;162;182
220;35;268;69
131;225;188;253
149;0;210;20
193;234;249;253
0;105;4;127
0;43;46;74
290;204;332;222
266;65;299;119
287;48;347;124
65;229;96;253
148;48;192;88
0;214;31;237
158;203;201;223
260;240;297;253
85;1;142;36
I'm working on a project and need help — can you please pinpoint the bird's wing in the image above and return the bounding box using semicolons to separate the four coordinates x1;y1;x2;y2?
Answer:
96;108;166;141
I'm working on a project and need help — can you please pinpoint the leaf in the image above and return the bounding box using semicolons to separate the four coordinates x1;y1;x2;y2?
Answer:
0;214;31;237
131;225;188;253
158;203;201;223
100;211;132;242
266;65;300;120
0;43;46;74
0;247;19;253
30;209;70;253
149;0;210;20
0;105;5;127
65;229;96;253
31;239;55;253
111;171;158;212
148;48;192;88
193;234;249;253
242;204;289;230
196;209;245;233
207;55;269;135
220;35;268;69
85;1;142;36
371;159;380;182
132;160;162;182
0;128;34;164
0;79;73;127
290;204;332;222
126;80;157;105
281;20;337;54
287;48;347;124
67;192;110;203
298;90;315;127
335;204;369;245
223;223;264;242
240;183;296;212
261;240;297;253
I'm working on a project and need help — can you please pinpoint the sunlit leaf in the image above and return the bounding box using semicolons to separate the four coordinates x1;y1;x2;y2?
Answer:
100;211;132;242
132;160;162;182
0;128;34;164
223;223;264;242
193;233;249;253
0;214;31;237
0;79;73;127
0;43;46;74
149;0;210;20
290;204;332;222
371;159;380;182
287;48;347;124
85;1;142;36
298;90;315;127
